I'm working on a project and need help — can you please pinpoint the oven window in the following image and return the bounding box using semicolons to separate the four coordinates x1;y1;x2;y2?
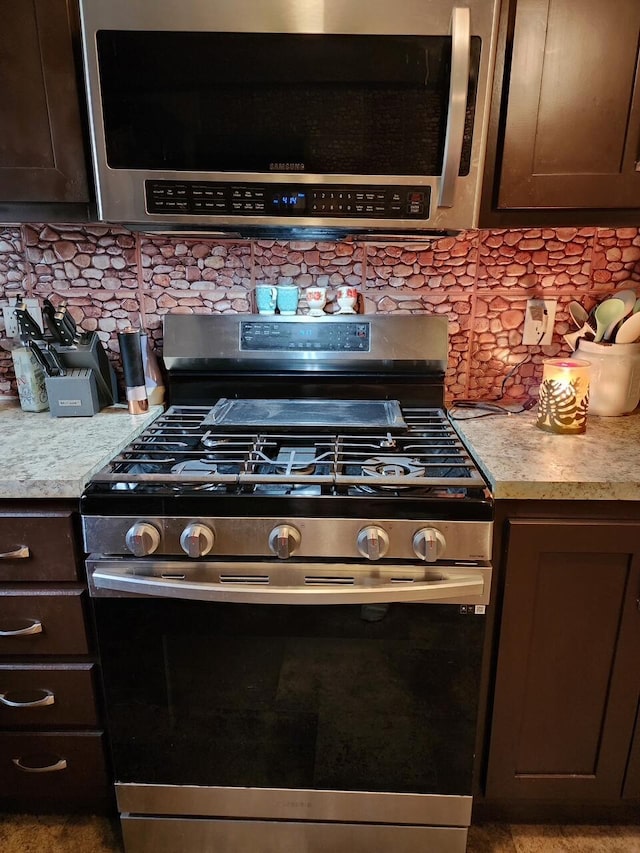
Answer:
94;599;484;795
96;31;480;176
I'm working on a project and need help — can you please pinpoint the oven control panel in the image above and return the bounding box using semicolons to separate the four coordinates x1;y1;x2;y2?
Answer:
145;180;430;220
240;320;370;352
83;516;493;564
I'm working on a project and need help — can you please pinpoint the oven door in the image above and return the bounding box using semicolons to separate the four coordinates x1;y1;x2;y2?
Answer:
89;560;488;833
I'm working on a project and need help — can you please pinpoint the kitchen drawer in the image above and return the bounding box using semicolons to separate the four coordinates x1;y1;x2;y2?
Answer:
0;731;111;811
0;511;79;582
0;663;99;727
0;589;89;655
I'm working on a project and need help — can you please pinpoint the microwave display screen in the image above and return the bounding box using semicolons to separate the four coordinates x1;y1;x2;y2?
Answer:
96;31;480;177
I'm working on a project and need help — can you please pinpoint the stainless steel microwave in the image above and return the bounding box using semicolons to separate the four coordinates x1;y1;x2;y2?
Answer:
79;0;500;235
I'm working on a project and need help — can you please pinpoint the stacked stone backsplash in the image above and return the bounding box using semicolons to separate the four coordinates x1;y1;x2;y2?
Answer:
0;224;638;402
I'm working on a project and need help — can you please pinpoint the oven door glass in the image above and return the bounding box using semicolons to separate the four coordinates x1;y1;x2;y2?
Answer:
94;598;484;795
96;32;480;176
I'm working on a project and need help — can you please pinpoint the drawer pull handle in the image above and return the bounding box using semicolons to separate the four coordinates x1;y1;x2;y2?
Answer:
12;757;67;773
0;545;30;560
0;689;55;708
0;620;43;637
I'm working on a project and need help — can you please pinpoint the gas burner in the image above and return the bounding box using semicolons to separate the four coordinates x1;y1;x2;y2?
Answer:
201;434;234;450
89;405;487;493
171;459;220;476
361;455;426;480
271;446;318;476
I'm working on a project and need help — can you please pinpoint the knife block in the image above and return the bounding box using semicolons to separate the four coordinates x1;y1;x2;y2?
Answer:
52;333;118;408
45;369;101;417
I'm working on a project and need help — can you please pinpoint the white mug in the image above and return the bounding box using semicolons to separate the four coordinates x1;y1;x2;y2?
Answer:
336;285;359;314
306;286;327;316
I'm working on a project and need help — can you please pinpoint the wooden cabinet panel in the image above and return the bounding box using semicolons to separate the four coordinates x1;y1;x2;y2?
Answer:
0;731;110;811
0;0;90;203
485;0;640;219
623;707;640;800
0;511;79;583
0;664;98;728
0;589;89;656
486;520;640;801
0;501;108;813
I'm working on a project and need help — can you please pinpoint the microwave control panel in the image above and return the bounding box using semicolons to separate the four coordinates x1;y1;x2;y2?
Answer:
145;181;430;220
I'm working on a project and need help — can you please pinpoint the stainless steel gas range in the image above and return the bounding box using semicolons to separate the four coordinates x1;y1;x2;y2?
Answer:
81;313;493;853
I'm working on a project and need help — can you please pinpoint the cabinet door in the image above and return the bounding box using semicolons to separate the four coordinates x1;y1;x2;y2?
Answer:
0;511;79;583
0;589;89;656
0;731;110;811
497;0;640;210
623;705;640;800
0;0;89;203
486;519;640;801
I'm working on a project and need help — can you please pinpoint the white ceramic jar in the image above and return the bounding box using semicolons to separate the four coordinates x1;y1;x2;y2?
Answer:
574;340;640;416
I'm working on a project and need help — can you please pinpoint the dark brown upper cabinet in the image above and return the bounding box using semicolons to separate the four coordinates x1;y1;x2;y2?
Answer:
0;0;92;220
481;0;640;227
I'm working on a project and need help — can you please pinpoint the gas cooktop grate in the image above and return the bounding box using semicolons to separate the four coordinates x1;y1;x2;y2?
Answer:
93;405;486;491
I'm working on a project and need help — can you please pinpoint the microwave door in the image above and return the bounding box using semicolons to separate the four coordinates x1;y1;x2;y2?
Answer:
80;0;500;231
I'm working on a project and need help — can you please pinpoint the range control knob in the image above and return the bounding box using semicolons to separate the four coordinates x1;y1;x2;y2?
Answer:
268;525;301;560
125;522;161;557
413;528;446;562
356;526;390;561
180;523;215;558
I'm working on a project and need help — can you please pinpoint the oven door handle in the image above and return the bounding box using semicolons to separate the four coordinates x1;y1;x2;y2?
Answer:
90;568;486;604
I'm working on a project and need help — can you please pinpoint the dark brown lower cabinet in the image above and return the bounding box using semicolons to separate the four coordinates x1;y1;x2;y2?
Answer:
486;519;640;804
0;731;109;810
623;707;640;800
0;501;111;812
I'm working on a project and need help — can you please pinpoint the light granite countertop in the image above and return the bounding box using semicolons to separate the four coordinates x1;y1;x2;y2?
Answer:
452;407;640;500
0;399;163;499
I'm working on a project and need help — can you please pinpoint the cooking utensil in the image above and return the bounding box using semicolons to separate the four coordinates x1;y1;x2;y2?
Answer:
567;301;588;329
607;289;637;339
563;322;595;351
614;311;640;344
614;289;637;315
593;298;625;342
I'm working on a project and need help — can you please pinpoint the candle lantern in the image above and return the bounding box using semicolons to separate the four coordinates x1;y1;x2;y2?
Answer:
536;358;590;434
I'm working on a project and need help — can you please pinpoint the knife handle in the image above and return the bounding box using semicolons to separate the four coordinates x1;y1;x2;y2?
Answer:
52;312;75;346
27;341;48;372
42;302;60;341
15;307;43;341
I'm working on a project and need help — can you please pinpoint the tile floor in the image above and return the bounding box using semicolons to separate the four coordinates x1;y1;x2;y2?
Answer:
0;816;639;853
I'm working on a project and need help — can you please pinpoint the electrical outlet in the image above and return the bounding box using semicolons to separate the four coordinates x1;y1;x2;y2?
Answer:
2;298;44;340
522;298;557;345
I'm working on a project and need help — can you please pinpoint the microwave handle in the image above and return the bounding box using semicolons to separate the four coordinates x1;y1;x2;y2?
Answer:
438;6;471;208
